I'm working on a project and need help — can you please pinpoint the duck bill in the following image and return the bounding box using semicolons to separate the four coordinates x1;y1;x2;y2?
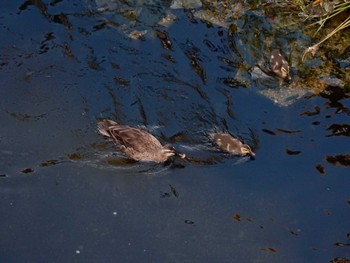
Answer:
175;151;186;159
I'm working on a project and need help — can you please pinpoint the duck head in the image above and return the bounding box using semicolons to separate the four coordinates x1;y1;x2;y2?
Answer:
162;145;186;159
240;144;255;157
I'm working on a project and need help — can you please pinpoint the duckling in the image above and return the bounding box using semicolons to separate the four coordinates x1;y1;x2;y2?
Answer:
210;132;255;157
269;49;291;81
98;119;185;163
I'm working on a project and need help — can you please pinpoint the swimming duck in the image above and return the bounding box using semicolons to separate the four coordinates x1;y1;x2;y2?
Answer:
98;119;185;163
210;132;255;157
269;49;291;81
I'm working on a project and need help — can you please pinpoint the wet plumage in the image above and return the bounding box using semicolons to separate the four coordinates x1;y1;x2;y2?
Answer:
210;132;255;157
98;119;184;163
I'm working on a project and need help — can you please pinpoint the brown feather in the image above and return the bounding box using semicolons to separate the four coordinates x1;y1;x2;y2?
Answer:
97;119;179;162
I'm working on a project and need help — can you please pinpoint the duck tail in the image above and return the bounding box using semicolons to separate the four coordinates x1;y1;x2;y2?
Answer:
97;119;118;137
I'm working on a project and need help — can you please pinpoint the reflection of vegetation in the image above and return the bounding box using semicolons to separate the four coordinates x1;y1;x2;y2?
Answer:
6;111;46;122
40;160;60;167
327;154;350;167
21;168;34;174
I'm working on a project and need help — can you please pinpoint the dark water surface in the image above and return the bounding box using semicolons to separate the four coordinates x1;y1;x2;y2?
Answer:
1;1;349;262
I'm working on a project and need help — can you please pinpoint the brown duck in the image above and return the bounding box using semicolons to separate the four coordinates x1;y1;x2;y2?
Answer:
98;119;185;163
210;132;255;157
269;49;291;81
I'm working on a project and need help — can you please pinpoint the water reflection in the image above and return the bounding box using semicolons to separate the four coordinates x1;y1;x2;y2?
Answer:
1;1;350;262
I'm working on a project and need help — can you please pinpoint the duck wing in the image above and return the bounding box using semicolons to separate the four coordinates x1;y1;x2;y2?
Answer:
98;120;163;151
110;126;162;151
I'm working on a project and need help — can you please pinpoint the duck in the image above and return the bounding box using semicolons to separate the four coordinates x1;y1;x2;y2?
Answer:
210;132;255;157
97;119;185;163
269;49;291;81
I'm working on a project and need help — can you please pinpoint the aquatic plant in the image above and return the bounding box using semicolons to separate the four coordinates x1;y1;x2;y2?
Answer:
302;0;350;60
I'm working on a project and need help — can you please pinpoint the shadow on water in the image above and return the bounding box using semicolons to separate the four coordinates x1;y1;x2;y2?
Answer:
1;0;350;262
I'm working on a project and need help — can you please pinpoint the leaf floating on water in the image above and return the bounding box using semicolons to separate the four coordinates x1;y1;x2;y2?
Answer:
88;57;104;71
52;13;71;29
218;88;235;119
169;184;179;198
186;51;206;84
110;63;120;70
184;220;194;225
300;106;321;116
285;148;302;155
161;54;175;63
18;0;48;16
63;42;74;58
262;129;277;135
160;192;170;198
114;77;130;87
6;111;46;121
193;84;209;100
315;164;325;175
128;29;148;40
52;13;72;39
155;30;173;51
219;57;240;68
320;85;350;102
261;247;277;253
232;214;241;222
93;20;119;31
21;168;34;174
326;124;350;137
334;242;350;247
40;159;59;167
220;77;242;88
289;229;300;236
326;154;350;167
276;128;302;134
